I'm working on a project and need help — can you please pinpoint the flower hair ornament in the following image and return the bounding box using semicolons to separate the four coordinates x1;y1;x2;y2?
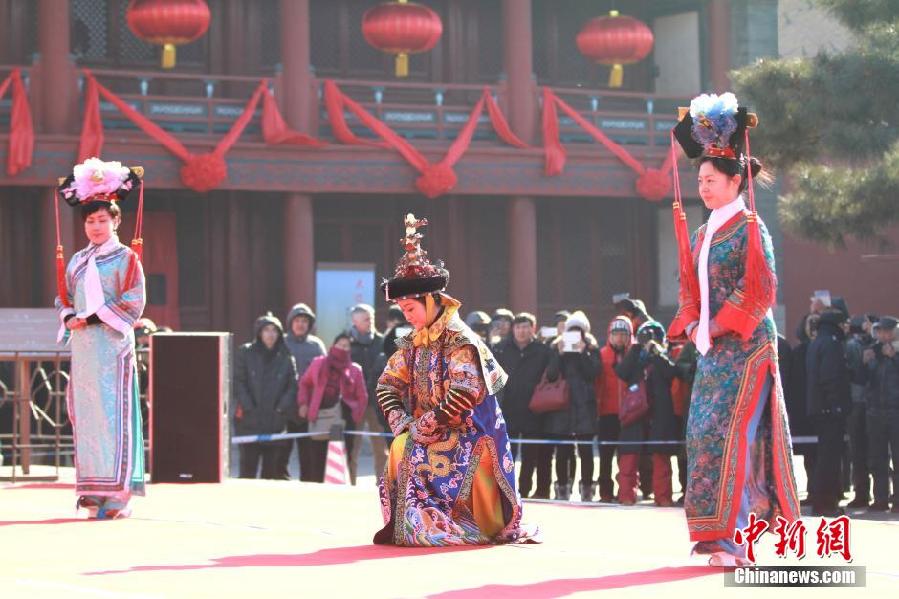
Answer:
54;158;145;309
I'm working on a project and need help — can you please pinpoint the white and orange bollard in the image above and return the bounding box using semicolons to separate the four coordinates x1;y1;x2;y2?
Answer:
323;423;350;485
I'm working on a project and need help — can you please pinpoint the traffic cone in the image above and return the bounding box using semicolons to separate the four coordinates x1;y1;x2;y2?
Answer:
324;423;350;485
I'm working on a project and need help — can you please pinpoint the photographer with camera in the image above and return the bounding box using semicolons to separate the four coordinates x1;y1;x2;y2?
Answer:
545;311;600;501
614;321;679;506
862;316;899;512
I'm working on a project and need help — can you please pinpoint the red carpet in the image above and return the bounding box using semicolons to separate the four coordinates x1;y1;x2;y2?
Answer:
1;474;895;598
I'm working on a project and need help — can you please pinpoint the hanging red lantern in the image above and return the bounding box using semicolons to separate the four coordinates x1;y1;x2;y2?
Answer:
362;0;443;78
576;10;654;88
126;0;211;69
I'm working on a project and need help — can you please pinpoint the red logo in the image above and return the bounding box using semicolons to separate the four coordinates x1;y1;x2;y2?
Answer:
732;512;769;563
773;515;807;559
734;513;852;564
816;515;852;562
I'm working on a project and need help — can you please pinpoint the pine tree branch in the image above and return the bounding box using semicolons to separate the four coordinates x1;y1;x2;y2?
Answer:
732;5;899;244
779;141;899;246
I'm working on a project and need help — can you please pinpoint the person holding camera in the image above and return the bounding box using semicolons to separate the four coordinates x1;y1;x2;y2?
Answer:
545;311;600;502
862;316;899;512
594;316;634;503
614;321;679;507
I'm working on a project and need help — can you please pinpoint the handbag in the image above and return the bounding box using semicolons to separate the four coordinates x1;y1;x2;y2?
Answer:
309;403;345;441
528;373;570;414
619;380;649;427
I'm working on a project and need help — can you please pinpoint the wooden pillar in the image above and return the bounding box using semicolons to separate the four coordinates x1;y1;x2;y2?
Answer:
283;194;315;310
280;0;315;135
36;4;76;446
37;0;77;290
502;0;536;141
707;0;732;92
508;197;538;314
31;1;79;473
280;0;316;312
224;0;248;75
502;0;538;315
36;0;76;133
446;0;467;82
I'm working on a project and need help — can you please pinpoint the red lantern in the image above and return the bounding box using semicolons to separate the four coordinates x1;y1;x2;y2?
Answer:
126;0;211;69
576;10;654;88
362;0;443;78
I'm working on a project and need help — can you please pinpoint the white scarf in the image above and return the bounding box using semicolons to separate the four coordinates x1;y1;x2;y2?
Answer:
74;234;122;318
696;197;745;356
57;234;123;343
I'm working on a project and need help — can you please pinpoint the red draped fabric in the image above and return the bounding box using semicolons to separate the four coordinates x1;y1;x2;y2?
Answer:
323;80;528;198
541;87;566;177
0;69;34;176
74;73;676;202
78;71;278;192
541;88;674;201
261;88;325;147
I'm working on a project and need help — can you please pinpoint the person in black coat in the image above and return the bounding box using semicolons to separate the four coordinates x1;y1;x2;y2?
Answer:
615;321;679;506
845;316;873;507
861;316;899;512
789;312;819;504
494;313;553;499
673;341;698;505
777;334;792;401
234;312;299;479
806;309;851;516
545;311;600;501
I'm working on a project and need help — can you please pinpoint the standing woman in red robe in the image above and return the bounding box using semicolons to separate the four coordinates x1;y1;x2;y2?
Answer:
669;93;800;566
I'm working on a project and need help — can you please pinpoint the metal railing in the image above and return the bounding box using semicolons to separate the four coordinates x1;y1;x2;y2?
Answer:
0;351;71;481
0;63;690;150
76;67;690;146
0;348;150;482
85;68;270;139
547;86;686;147
324;77;506;143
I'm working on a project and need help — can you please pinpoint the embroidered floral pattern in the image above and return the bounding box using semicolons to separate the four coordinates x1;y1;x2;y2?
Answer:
375;313;525;546
682;214;800;542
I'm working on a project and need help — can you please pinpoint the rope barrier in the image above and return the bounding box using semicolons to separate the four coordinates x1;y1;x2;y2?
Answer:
230;431;828;446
